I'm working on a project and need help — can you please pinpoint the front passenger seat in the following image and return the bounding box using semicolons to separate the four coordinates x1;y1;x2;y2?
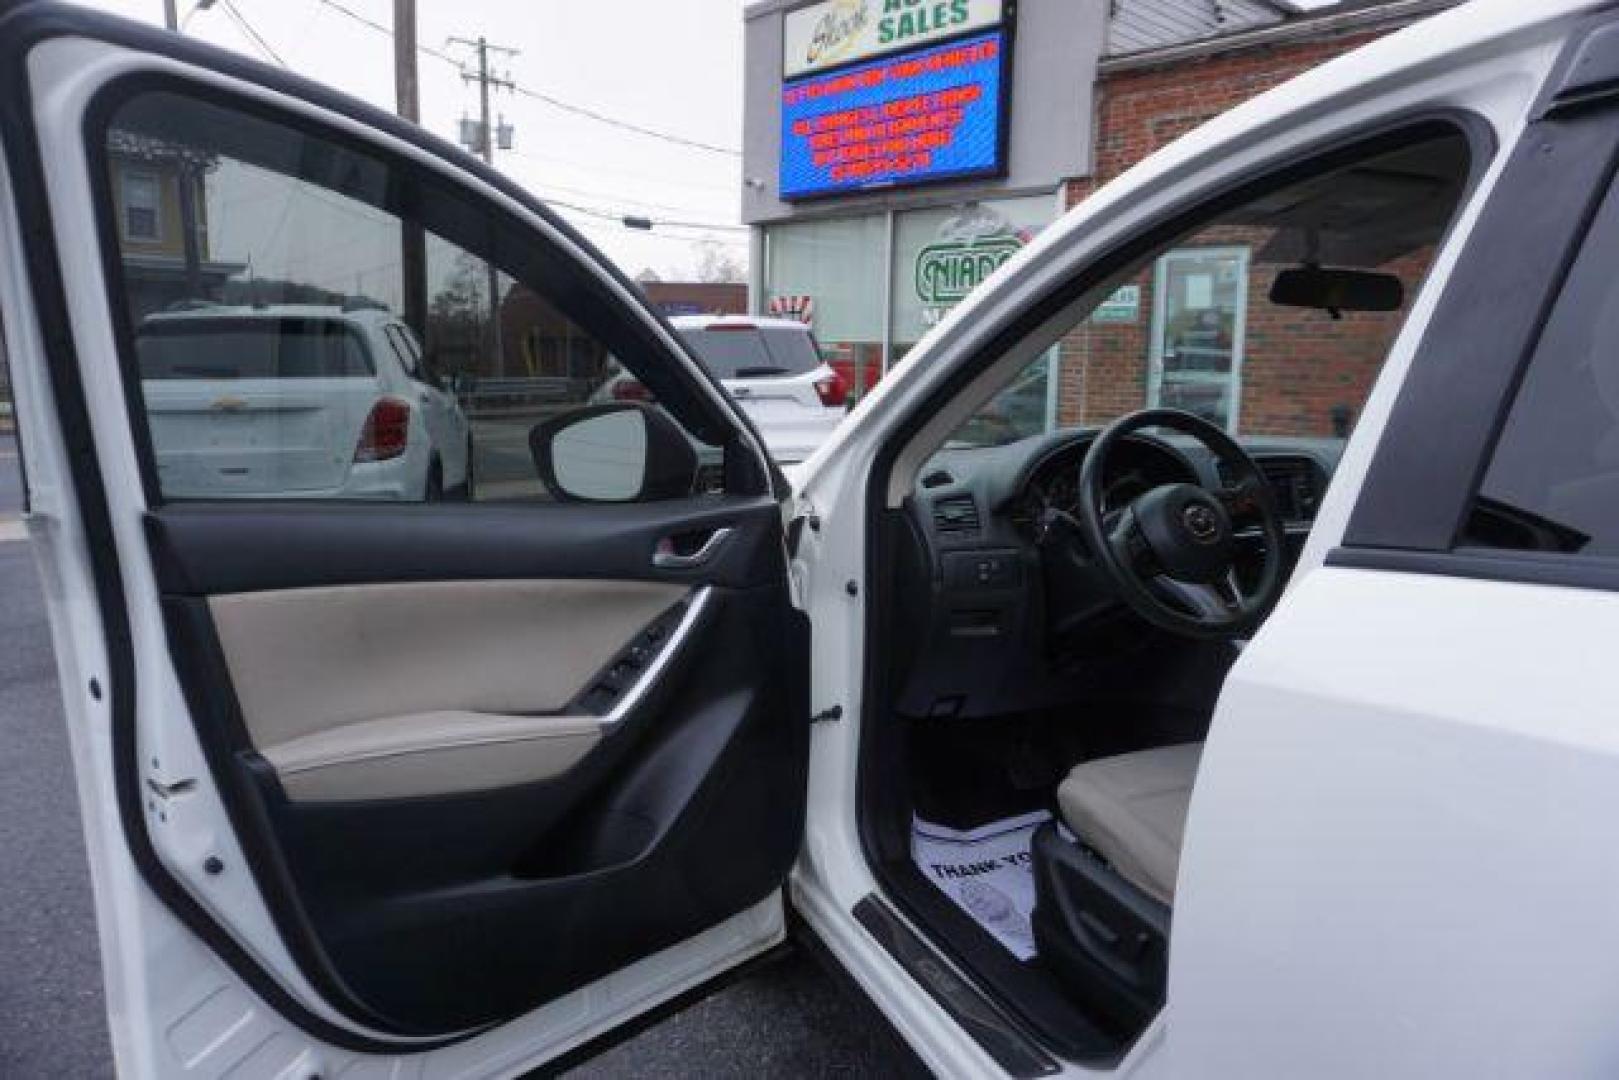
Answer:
1056;741;1203;905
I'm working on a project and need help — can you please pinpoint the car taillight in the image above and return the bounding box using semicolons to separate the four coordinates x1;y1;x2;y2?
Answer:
814;371;848;409
354;397;411;462
612;378;652;401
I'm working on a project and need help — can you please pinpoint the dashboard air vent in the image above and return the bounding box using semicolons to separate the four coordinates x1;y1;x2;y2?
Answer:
932;494;981;535
1256;456;1322;523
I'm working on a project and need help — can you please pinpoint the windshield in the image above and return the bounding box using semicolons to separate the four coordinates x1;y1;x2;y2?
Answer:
137;317;374;380
681;325;822;379
939;130;1473;454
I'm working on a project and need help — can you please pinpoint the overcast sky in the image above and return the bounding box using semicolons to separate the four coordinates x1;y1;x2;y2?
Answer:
80;0;749;281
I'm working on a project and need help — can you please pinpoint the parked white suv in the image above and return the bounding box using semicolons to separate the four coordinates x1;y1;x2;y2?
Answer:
671;315;846;465
136;304;471;500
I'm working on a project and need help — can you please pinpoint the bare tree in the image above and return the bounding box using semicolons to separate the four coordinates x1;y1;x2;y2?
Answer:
693;239;746;284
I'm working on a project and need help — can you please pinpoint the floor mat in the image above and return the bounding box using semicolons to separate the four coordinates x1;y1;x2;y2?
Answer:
911;811;1051;961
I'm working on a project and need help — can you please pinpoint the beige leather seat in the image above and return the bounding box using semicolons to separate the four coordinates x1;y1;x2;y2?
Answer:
1056;742;1203;905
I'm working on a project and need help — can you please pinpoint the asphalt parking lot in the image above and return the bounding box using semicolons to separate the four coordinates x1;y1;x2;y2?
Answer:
0;434;913;1078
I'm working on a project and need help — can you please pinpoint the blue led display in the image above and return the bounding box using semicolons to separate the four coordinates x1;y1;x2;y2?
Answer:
779;29;1006;201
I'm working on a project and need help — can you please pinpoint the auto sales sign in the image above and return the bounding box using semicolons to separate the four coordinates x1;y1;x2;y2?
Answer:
779;0;1011;200
783;0;1006;79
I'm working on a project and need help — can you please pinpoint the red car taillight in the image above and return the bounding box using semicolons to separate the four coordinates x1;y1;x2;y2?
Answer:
611;378;652;402
814;370;848;409
354;396;411;462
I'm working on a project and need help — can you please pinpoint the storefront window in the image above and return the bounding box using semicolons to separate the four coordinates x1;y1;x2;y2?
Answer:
763;214;886;393
1148;247;1249;431
890;196;1053;355
892;196;1057;443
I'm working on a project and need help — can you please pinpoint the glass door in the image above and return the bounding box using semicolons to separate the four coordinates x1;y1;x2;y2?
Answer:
1149;247;1249;431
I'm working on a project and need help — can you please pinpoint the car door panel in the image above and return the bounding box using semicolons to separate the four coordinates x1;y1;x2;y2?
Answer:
0;4;810;1069
143;497;808;1036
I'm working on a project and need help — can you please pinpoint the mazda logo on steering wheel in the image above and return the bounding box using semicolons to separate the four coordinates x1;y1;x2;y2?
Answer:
1183;504;1220;543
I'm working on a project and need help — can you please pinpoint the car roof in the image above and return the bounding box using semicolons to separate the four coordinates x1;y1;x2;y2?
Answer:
669;314;811;333
140;303;397;328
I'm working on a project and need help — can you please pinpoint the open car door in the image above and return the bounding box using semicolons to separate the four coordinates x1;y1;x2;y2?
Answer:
0;4;810;1075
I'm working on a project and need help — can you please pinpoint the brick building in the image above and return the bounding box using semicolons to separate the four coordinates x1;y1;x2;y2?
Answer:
742;0;1459;435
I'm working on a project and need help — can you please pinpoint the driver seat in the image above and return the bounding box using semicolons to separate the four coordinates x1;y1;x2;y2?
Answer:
1056;742;1203;904
1030;742;1203;1033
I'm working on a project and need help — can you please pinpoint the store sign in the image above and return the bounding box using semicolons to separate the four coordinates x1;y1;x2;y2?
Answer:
780;30;1007;199
915;236;1021;306
783;0;1005;79
912;203;1032;329
1092;284;1141;324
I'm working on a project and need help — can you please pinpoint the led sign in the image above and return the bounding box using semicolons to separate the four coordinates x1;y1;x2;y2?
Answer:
779;29;1007;200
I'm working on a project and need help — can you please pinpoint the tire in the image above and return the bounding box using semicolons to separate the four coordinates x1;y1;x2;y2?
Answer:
423;458;444;502
457;437;476;502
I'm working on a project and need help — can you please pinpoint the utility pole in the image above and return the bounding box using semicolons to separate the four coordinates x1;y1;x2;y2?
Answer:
450;36;516;163
394;0;427;339
165;0;200;296
449;35;517;374
394;0;419;121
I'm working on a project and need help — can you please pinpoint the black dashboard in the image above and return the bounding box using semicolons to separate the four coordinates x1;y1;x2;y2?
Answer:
893;428;1343;720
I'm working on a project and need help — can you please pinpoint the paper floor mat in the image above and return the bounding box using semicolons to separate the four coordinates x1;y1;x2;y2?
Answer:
911;810;1051;961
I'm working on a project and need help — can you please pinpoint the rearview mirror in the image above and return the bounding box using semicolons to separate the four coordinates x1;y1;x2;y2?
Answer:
1269;266;1404;314
529;403;698;503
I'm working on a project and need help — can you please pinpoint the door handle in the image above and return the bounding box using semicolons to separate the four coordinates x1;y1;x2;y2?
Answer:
653;527;734;570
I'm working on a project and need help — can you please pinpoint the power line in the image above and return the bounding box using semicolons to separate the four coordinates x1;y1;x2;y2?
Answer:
309;0;459;65
503;145;739;195
219;0;287;67
541;196;746;236
509;84;738;158
305;0;740;157
566;217;746;248
526;178;737;220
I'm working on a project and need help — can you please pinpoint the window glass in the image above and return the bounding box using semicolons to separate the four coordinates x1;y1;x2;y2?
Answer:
120;168;162;242
1466;203;1619;558
892;197;1059;445
939;133;1471;452
1149;247;1247;430
763;214;885;391
890;196;1053;356
382;325;421;378
680;325;822;379
136;317;373;379
101;91;717;503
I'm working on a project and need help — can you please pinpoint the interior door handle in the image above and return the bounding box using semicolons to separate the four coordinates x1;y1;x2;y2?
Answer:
653;527;734;570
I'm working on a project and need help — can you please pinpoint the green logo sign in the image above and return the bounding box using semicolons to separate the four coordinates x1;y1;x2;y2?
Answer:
915;236;1023;306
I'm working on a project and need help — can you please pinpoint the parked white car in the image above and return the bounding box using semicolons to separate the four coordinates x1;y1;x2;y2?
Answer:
596;315;847;464
137;304;470;500
10;3;1619;1079
673;315;847;464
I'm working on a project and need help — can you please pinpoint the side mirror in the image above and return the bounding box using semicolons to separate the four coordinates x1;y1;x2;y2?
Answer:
529;403;697;503
1269;266;1404;314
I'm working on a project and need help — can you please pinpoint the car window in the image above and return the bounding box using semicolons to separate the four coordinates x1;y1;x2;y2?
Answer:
1463;183;1619;558
682;326;821;379
382;325;421;379
136;317;373;379
98;90;722;503
939;130;1474;452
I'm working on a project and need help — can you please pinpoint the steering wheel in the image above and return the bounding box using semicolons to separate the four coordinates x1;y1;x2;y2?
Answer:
1075;409;1287;640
